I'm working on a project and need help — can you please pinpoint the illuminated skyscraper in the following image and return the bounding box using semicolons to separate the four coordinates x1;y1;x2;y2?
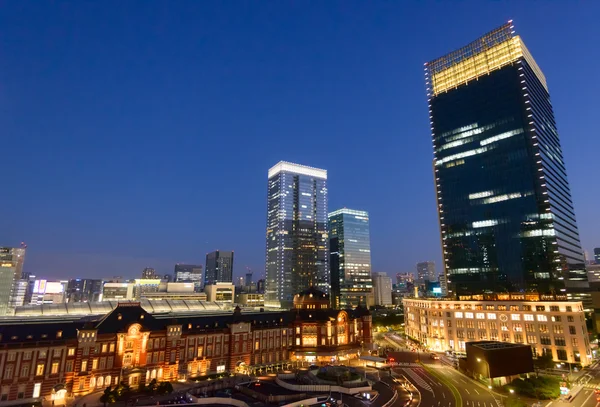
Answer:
416;261;436;283
205;251;234;286
426;22;587;298
265;161;329;308
329;208;373;308
0;246;26;315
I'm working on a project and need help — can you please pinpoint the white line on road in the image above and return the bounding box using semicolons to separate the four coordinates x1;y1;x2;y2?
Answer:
464;389;470;395
580;388;595;406
443;392;446;399
474;389;480;395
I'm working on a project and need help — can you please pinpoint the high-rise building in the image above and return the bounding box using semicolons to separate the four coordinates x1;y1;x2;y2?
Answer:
396;272;414;285
372;272;392;307
66;279;103;303
329;208;373;309
245;271;253;288
265;161;329;308
595;248;600;265
257;279;265;294
426;22;587;297
0;246;26;315
30;280;68;305
205;251;234;287
142;267;158;279
174;264;203;291
416;261;436;283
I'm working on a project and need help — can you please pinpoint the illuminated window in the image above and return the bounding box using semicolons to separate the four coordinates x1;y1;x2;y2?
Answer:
524;314;534;321
465;312;474;319
487;313;496;320
476;313;485;319
511;314;520;321
81;361;87;372
51;362;59;374
36;364;44;376
455;312;463;319
537;315;548;322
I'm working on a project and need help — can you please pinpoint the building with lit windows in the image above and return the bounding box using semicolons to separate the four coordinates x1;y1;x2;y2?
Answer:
174;264;203;291
205;251;234;287
372;272;392;307
329;208;373;309
0;290;372;405
416;262;436;283
425;22;588;298
595;248;600;265
403;294;591;366
290;287;373;364
0;246;26;315
265;161;329;308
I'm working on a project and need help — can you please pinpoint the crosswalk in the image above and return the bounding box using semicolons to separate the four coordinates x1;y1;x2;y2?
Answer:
401;368;434;394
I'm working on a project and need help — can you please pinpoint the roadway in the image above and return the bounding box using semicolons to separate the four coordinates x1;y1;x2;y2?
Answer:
385;334;503;407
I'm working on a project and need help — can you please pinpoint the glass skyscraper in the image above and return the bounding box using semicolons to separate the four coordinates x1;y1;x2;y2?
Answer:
426;22;587;298
329;208;373;309
0;246;26;315
204;251;234;286
265;161;329;308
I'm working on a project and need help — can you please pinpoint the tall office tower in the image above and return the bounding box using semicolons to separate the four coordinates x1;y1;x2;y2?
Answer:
0;246;26;315
396;272;414;285
66;279;103;303
265;161;329;308
205;251;234;287
372;272;392;307
245;271;253;287
257;279;265;294
141;267;158;279
595;248;600;265
416;261;436;283
329;208;373;309
426;22;587;298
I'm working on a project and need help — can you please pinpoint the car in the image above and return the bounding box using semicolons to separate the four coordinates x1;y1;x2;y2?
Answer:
430;353;440;360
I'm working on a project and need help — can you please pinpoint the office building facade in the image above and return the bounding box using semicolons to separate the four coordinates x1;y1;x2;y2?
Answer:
174;264;203;291
329;208;373;308
416;261;436;283
265;161;329;308
141;268;158;279
426;22;587;297
0;246;26;315
372;272;392;307
204;251;234;287
403;294;591;366
66;279;103;303
595;248;600;265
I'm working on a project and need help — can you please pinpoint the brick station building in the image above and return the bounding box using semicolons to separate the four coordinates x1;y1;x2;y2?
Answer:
0;288;372;406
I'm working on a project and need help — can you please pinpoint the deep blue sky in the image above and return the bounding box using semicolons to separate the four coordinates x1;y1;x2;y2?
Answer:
1;2;599;281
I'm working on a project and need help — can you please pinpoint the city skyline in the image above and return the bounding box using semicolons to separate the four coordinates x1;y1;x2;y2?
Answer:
1;3;599;282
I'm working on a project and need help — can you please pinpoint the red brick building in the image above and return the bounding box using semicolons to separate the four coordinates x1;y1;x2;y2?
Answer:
0;290;372;406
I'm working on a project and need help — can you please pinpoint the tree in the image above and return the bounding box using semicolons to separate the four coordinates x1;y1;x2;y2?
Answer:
534;352;554;372
146;379;158;394
100;386;116;406
157;381;173;395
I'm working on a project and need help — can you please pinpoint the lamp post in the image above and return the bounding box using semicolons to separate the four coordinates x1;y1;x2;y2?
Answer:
477;358;492;387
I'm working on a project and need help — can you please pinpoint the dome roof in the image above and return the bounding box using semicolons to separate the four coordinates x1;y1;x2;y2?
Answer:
293;287;329;309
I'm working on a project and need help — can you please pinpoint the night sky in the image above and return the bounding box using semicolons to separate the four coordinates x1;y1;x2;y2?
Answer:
1;2;598;281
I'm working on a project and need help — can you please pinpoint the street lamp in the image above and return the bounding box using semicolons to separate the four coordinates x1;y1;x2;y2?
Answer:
509;389;515;394
477;358;492;387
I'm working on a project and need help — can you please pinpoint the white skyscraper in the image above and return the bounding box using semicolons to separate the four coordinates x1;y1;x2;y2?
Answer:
372;272;392;307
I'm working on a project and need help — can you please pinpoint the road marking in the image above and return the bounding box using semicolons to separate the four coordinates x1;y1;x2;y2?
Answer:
442;392;446;399
580;388;595;406
464;389;470;395
474;389;480;395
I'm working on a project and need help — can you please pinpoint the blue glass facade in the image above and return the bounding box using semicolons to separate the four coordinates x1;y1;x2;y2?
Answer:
329;208;373;308
265;162;329;308
426;23;587;297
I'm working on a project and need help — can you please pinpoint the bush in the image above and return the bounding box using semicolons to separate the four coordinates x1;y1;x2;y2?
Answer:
504;376;560;400
157;381;173;395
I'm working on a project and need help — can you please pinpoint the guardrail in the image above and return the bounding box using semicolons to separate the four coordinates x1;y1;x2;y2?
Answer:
184;397;250;407
275;377;371;395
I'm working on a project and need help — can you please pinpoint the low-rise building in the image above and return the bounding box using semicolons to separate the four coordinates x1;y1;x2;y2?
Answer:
403;293;591;366
0;290;372;405
101;282;135;301
205;283;235;303
462;341;534;386
235;293;264;307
